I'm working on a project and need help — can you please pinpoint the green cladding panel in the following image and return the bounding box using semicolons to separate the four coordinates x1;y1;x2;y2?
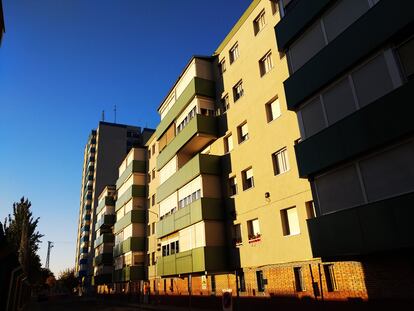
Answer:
284;0;414;110
155;77;216;140
156;154;221;203
97;196;115;214
115;185;146;211
95;233;114;248
113;210;146;234
307;192;414;258
93;253;113;266
113;237;146;257
157;114;218;170
295;80;414;177
157;246;228;277
156;198;223;238
113;266;145;282
116;160;146;189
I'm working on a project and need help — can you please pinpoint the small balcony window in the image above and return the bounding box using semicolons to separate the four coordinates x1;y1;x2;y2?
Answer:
242;168;254;190
229;176;238;196
237;122;249;143
247;218;261;242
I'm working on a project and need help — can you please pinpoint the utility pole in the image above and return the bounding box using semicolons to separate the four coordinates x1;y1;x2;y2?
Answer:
45;241;54;270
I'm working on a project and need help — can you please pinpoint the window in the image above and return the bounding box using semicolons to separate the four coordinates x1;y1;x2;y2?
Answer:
324;264;337;292
177;106;197;133
152;169;155;179
253;10;266;35
148;173;151;183
178;189;201;210
152;144;155;155
247;218;260;240
163;279;167;292
170;241;179;255
256;271;265;292
211;275;216;293
229;42;240;64
259;51;273;76
148;149;151;159
147;224;151;236
229;176;237;196
397;36;414;79
233;224;242;245
200;108;214;117
270;0;279;15
224;134;233;153
221;94;230;113
233;80;244;102
237;122;249;143
219;58;226;74
272;148;289;175
242;168;254;190
151;252;156;265
281;207;300;236
294;267;305;291
151;194;155;206
151;222;155;235
238;271;246;292
170;279;174;292
305;201;316;219
266;98;281;122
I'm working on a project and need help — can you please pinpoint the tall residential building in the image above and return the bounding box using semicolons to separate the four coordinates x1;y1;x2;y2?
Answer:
276;0;414;299
0;0;4;44
112;147;148;293
145;133;160;292
75;122;147;284
93;185;116;293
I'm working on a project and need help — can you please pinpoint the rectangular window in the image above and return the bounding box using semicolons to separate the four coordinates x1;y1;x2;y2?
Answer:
272;147;289;175
148;173;151;183
281;207;300;236
237;122;249;143
259;51;273;76
211;275;216;293
152;144;155;155
305;201;316;219
266;98;281;122
270;0;279;15
170;279;174;292
238;271;246;292
397;36;414;79
247;218;260;240
242;168;254;190
148;150;151;159
163;279;167;292
229;42;240;64
294;267;305;291
324;264;337;292
229;176;237;196
256;270;265;292
151;194;156;206
151;252;156;265
221;94;230;113
233;224;242;245
219;58;226;74
152;169;155;179
253;10;266;35
224;134;233;153
152;222;155;235
233;80;244;102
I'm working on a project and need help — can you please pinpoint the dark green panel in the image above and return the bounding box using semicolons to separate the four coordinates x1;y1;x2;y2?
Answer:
97;196;115;214
113;236;145;257
307;192;414;258
155;77;216;140
296;81;414;177
275;0;332;51
115;185;146;211
94;233;114;247
285;0;414;110
94;253;113;266
116;160;147;189
94;273;112;285
96;214;116;230
114;209;146;233
113;266;145;282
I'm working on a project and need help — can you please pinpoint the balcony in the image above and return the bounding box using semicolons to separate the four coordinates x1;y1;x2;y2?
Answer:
96;214;116;230
95;233;115;248
114;210;145;234
80;247;88;254
157;246;227;277
157;198;223;238
83;214;91;221
93;253;113;266
97;196;115;214
157;154;221;203
157;114;218;170
116;160;147;189
115;185;146;211
113;237;145;257
93;273;112;285
155;77;216;141
307;192;414;258
113;265;145;282
81;225;90;232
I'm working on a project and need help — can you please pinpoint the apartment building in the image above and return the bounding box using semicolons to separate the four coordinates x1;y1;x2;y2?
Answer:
276;0;414;299
75;122;145;286
0;0;4;44
145;133;160;292
112;147;149;293
93;185;116;293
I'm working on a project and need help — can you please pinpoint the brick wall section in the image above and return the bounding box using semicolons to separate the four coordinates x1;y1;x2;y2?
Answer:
144;254;414;300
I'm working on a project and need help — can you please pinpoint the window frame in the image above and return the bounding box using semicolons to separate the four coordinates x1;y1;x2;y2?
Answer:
259;51;274;76
237;122;249;144
233;80;244;102
242;167;254;191
229;42;240;64
253;9;266;35
272;147;290;175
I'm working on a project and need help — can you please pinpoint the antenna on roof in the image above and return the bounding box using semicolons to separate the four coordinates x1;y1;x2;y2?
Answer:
102;110;105;122
114;105;117;123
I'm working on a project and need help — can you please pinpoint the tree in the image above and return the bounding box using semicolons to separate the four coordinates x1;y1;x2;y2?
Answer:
2;197;43;284
58;268;78;293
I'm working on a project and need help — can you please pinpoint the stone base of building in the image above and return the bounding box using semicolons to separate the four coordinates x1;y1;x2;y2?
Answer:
145;254;414;301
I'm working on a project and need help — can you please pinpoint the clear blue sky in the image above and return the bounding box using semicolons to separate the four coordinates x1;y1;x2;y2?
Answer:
0;0;251;275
